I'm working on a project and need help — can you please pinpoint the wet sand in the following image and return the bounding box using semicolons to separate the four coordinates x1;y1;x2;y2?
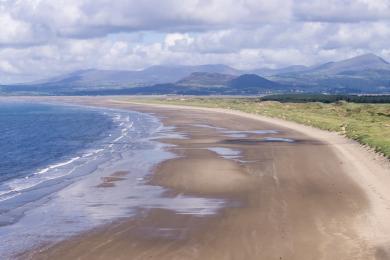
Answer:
96;171;129;188
8;96;390;259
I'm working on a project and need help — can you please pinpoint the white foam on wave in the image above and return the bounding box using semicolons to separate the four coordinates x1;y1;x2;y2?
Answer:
0;192;21;202
5;177;45;193
83;149;104;158
111;119;134;145
0;110;135;204
36;156;81;175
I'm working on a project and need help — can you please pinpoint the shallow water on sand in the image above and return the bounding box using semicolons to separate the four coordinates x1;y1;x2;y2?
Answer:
207;147;241;159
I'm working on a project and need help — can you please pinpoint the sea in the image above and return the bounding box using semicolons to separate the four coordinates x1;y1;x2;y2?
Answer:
0;101;225;258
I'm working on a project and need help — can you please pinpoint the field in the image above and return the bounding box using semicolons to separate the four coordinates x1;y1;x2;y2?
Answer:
133;97;390;158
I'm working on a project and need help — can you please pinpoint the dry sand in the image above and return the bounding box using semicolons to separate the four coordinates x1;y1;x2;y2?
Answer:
9;97;390;260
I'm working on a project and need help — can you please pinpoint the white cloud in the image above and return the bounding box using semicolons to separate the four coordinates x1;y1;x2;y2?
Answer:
0;60;19;73
0;12;35;46
0;0;390;83
293;0;390;23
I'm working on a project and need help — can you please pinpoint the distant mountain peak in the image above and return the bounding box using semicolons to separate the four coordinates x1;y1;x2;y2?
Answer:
307;53;390;74
176;72;236;87
228;74;280;89
346;53;389;64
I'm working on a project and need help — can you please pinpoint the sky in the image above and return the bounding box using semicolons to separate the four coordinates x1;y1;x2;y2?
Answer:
0;0;390;83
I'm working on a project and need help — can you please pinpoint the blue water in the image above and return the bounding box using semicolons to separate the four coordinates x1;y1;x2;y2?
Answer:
0;102;143;216
0;101;166;226
0;102;113;183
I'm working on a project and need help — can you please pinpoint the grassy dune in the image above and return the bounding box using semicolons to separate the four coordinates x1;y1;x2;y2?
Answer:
132;97;390;158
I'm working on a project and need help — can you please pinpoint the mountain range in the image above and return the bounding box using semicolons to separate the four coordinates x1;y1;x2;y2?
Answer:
268;54;390;93
1;53;390;95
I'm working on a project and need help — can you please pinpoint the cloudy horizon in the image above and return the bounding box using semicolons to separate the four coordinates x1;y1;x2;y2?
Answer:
1;0;390;83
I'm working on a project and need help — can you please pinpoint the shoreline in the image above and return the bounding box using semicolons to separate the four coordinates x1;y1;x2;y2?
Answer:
18;96;390;259
0;101;178;259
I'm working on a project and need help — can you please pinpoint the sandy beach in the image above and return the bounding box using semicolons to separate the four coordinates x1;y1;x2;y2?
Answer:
7;96;389;259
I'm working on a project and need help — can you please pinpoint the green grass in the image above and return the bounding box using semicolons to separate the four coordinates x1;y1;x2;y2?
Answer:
260;93;390;103
130;97;390;158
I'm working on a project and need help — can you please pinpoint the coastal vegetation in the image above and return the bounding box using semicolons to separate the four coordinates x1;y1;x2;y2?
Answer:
260;94;390;103
133;97;390;158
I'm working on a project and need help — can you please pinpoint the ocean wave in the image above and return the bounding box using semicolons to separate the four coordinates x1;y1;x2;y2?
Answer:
0;109;141;205
35;156;81;175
